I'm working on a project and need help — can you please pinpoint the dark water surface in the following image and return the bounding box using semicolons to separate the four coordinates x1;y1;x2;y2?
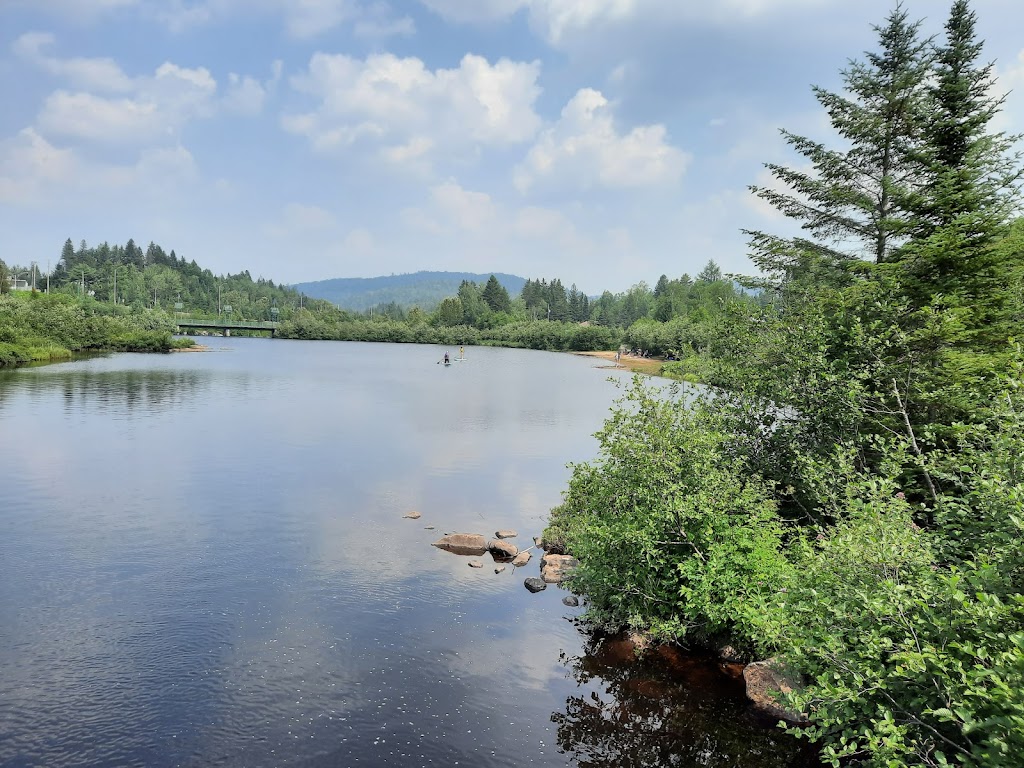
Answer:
0;340;813;767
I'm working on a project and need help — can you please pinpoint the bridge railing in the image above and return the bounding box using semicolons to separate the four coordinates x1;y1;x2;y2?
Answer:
175;318;280;330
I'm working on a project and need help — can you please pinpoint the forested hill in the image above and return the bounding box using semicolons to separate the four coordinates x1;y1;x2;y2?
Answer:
292;271;527;311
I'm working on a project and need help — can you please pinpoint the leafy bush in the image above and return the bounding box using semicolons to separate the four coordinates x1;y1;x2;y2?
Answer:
546;378;792;650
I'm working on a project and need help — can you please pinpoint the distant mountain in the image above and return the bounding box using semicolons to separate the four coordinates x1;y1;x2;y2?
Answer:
291;271;528;311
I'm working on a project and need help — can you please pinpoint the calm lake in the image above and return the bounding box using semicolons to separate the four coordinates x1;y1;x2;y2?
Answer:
0;339;814;767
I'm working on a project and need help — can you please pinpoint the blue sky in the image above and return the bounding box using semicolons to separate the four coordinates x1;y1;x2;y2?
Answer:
2;0;1023;294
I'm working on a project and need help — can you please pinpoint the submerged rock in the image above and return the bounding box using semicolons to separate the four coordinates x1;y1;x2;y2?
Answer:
524;577;547;593
562;595;579;607
402;510;421;519
743;659;808;724
488;539;519;559
432;533;488;556
511;551;532;567
494;529;517;539
541;553;579;583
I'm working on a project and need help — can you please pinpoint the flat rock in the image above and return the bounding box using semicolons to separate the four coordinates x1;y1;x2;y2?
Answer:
402;510;421;519
432;533;488;556
562;595;579;607
494;529;518;539
487;539;519;559
511;551;532;567
524;577;547;593
468;560;483;568
541;553;579;583
743;659;808;724
494;565;506;574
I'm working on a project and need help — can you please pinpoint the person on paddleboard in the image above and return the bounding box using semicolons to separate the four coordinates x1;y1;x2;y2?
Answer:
443;352;450;364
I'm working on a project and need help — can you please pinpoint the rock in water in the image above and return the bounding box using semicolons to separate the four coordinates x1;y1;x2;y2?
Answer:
562;595;579;607
432;533;488;556
524;577;547;593
541;553;579;583
494;529;517;539
402;511;421;519
511;551;532;567
743;659;808;724
487;539;519;559
468;560;483;568
494;565;506;574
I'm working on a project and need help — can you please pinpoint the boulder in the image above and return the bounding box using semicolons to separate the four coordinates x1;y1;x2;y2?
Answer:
468;560;483;568
402;510;421;519
562;595;579;607
511;551;532;567
541;553;579;583
743;659;808;724
432;533;488;556
533;536;543;547
487;539;519;559
524;577;547;593
494;529;518;539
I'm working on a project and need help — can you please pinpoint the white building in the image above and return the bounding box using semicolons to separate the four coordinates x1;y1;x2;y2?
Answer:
6;276;31;291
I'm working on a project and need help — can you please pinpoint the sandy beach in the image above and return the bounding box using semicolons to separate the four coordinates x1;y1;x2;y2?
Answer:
574;350;665;376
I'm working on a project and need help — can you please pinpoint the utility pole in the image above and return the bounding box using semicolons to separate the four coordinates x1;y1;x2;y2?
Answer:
113;267;118;305
46;261;49;293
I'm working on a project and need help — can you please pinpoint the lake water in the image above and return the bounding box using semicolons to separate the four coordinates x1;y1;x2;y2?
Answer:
0;339;814;767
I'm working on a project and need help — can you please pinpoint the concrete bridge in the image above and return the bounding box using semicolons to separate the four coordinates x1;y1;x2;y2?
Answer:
175;318;281;337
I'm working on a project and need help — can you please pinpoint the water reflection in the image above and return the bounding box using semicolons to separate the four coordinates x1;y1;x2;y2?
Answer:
0;366;216;417
553;634;818;768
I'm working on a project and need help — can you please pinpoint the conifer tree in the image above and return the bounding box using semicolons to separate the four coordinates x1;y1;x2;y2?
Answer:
481;274;511;313
897;0;1022;313
747;5;931;283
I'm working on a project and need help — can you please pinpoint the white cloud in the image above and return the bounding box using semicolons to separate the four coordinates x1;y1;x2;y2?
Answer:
17;36;277;143
430;180;499;233
419;0;830;43
284;52;542;163
0;128;78;204
0;127;198;204
514;87;689;191
14;32;134;92
153;0;408;39
36;62;216;144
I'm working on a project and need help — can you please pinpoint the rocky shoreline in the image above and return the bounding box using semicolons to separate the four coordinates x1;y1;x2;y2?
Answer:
411;513;804;724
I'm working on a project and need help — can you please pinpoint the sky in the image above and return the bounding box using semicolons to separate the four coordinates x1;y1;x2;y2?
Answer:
2;0;1023;294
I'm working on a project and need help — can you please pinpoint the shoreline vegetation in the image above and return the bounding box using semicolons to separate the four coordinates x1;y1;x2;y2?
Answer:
545;3;1024;767
0;292;195;368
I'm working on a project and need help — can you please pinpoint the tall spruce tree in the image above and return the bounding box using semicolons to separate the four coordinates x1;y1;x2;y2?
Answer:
747;5;931;283
897;0;1022;312
481;274;511;313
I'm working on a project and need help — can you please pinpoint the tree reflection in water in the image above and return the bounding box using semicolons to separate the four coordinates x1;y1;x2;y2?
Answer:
553;634;818;768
